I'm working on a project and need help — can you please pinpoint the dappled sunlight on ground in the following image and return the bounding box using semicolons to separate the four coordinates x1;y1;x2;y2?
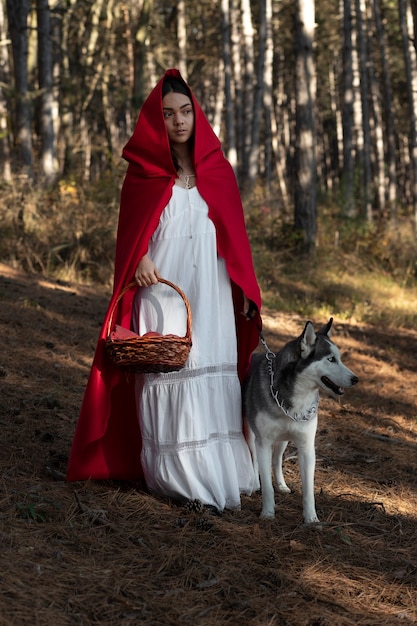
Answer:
1;263;417;625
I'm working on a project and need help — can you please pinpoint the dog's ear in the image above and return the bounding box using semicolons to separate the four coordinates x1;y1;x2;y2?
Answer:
300;321;317;358
318;317;333;338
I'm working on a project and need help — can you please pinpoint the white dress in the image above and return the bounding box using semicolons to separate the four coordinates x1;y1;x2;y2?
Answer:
132;183;255;510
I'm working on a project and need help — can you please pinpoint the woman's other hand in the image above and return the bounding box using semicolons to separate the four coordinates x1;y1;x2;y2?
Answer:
135;255;161;286
242;295;258;320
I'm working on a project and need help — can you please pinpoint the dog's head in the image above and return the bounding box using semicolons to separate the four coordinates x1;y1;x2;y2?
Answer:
299;318;359;398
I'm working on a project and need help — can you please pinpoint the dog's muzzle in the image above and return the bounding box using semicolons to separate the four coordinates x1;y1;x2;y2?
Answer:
321;376;345;395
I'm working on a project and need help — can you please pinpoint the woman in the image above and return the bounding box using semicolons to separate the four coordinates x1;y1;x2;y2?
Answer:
67;69;262;511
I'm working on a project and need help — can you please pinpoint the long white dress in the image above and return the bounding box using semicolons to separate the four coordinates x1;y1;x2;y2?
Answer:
132;183;255;510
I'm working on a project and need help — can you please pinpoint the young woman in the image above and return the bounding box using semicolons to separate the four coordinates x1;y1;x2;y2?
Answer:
67;69;262;512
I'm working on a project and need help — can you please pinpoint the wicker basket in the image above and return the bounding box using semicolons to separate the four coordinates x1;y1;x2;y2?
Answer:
105;278;192;374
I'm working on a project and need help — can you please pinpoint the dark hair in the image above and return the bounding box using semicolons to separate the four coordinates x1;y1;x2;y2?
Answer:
162;77;191;99
162;76;194;173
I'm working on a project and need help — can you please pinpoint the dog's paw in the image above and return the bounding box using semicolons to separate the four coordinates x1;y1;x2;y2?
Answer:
260;509;276;519
304;515;320;525
276;483;291;494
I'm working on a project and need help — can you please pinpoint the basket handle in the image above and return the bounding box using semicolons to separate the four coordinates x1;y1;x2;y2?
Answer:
106;277;192;339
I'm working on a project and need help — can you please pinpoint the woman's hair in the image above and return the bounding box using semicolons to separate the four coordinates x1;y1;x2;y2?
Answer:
162;76;194;173
162;76;191;99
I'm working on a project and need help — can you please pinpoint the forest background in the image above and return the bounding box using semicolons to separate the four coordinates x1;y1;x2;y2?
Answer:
2;3;417;624
2;0;417;324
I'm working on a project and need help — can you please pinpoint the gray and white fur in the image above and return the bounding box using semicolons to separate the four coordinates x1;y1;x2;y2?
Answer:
244;318;358;524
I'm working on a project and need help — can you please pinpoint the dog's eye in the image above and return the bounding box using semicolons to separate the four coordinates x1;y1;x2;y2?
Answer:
328;356;336;363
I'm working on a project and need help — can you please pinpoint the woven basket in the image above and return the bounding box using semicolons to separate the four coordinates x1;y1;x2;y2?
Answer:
105;278;192;374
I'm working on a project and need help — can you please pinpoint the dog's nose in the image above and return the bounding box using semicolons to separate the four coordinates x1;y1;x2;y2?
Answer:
351;375;359;385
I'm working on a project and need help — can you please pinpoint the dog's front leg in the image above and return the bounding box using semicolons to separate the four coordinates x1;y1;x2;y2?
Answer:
272;440;291;493
298;444;319;524
256;440;275;518
246;425;260;491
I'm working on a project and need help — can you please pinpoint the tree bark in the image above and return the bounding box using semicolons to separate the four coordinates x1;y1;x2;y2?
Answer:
0;0;11;181
248;0;266;183
240;0;255;180
177;0;187;79
374;0;397;218
221;0;237;170
230;0;243;178
400;0;417;233
294;0;317;252
36;0;58;182
6;0;33;179
341;0;355;217
355;0;372;221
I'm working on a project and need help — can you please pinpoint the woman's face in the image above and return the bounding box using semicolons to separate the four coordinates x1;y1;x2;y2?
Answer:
162;92;194;146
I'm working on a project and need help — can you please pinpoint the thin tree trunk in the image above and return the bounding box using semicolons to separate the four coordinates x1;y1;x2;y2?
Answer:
352;6;364;199
330;62;343;183
132;0;150;111
240;0;254;179
399;0;417;234
366;1;385;214
294;0;317;252
101;0;117;160
177;0;187;79
0;0;11;181
6;0;33;179
36;0;58;183
355;0;372;221
263;0;273;192
221;0;237;170
374;0;397;218
248;0;266;183
230;0;243;179
212;57;225;138
341;0;355;216
274;36;290;208
59;0;76;175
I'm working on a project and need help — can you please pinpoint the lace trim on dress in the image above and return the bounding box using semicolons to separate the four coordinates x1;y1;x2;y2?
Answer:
142;363;238;385
141;430;245;455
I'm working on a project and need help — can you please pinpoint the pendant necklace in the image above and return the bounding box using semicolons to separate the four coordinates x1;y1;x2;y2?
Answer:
179;173;195;189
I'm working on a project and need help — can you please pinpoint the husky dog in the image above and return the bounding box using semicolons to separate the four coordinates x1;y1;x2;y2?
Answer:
244;318;358;524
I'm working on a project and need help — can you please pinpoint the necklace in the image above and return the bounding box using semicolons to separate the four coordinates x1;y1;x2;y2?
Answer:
178;173;196;189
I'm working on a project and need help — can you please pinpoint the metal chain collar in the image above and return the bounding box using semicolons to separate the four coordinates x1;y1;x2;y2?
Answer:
260;334;318;423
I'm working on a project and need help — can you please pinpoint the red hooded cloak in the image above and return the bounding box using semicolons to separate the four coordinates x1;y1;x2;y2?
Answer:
67;69;262;482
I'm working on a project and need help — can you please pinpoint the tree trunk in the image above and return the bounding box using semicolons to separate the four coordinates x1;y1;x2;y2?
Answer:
240;0;255;180
36;0;58;183
230;0;243;179
248;0;266;183
374;0;397;218
132;0;150;111
294;0;317;252
399;0;417;234
355;0;372;221
177;0;187;79
366;0;385;215
0;0;11;181
221;0;237;171
262;0;273;192
341;0;355;217
6;0;33;179
59;0;76;175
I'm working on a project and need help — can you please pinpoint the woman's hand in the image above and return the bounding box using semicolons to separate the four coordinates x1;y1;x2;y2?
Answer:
135;255;161;286
242;294;258;319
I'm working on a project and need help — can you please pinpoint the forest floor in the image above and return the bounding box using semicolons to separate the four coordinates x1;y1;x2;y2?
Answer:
1;261;417;625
